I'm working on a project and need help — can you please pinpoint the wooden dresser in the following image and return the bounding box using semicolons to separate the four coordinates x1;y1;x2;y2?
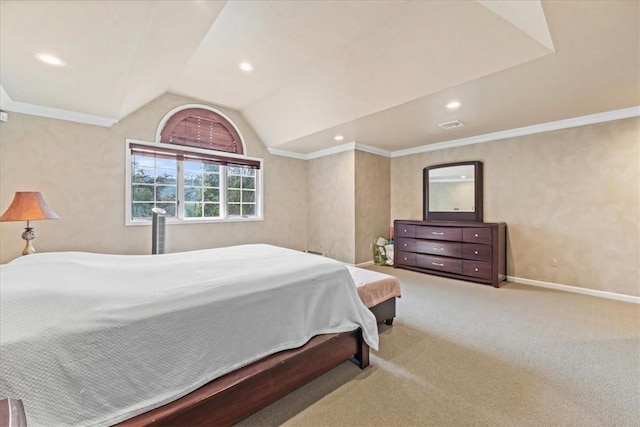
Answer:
394;220;507;287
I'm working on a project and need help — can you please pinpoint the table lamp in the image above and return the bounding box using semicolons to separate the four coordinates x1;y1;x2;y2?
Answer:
0;192;60;255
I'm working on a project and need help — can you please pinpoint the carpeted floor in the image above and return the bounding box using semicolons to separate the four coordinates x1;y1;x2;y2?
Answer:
238;267;640;426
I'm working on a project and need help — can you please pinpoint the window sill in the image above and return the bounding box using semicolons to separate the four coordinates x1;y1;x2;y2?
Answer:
125;216;263;227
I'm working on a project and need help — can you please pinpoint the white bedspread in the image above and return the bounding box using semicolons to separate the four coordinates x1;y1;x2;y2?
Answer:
0;244;378;427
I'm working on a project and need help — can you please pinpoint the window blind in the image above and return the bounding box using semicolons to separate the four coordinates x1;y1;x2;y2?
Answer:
130;143;260;169
159;108;243;154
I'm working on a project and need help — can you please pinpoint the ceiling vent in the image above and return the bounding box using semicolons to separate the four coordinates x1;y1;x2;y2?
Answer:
438;119;464;130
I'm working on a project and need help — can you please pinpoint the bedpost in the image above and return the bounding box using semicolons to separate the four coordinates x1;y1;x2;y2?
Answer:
0;398;27;427
353;329;369;369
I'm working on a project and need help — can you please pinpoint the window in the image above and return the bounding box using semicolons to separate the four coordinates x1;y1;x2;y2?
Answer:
131;154;178;218
125;106;262;225
183;161;221;218
227;166;257;216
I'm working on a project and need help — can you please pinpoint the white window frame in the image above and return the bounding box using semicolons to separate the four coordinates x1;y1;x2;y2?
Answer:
125;138;263;226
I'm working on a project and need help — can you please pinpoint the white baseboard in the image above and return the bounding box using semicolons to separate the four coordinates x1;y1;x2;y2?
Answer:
304;250;325;256
507;276;640;304
355;260;375;267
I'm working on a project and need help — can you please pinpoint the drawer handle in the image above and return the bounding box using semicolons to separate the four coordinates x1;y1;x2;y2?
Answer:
474;250;479;255
403;257;408;261
403;229;407;232
433;247;444;251
474;233;479;237
474;268;479;272
403;243;408;247
432;262;444;267
432;232;444;235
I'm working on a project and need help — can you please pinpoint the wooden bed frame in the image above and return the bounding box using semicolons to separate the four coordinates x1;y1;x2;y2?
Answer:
0;399;26;427
0;298;396;427
117;298;395;426
117;328;369;426
370;296;396;325
118;298;396;427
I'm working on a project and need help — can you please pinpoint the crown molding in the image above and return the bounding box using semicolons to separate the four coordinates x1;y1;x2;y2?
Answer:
268;142;391;160
353;143;392;158
266;147;308;160
268;106;639;161
306;142;357;159
391;106;640;158
268;142;356;160
0;85;11;109
3;82;636;155
0;85;118;127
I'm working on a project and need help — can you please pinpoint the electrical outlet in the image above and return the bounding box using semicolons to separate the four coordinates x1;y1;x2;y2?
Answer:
551;258;559;267
369;243;373;250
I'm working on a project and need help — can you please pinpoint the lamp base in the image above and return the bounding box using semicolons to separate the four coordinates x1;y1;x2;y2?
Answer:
21;227;36;256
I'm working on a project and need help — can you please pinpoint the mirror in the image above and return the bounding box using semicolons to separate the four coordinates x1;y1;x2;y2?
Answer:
423;161;483;222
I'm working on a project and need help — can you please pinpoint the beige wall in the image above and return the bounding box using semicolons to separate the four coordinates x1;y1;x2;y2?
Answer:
0;93;308;263
355;150;390;264
307;151;355;263
2;92;638;298
306;149;390;265
391;117;640;297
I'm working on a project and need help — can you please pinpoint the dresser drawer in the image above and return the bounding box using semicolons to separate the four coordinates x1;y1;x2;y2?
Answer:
463;261;492;280
416;240;462;258
396;251;416;267
416;226;462;241
463;227;492;244
396;224;416;238
395;238;416;252
462;243;492;262
416;254;462;274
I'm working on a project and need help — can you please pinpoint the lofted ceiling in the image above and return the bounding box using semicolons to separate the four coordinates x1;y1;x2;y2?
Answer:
0;0;638;155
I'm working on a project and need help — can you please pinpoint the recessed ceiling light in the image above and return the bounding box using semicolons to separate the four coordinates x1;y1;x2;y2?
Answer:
34;53;66;67
334;135;344;141
239;62;253;72
446;101;461;110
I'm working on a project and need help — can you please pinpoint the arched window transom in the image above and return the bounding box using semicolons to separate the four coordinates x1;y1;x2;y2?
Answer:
160;108;243;154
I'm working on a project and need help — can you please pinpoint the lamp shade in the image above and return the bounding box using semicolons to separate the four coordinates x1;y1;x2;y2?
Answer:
0;192;60;222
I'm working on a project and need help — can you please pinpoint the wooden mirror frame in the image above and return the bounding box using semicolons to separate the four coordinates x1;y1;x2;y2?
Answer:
423;161;483;222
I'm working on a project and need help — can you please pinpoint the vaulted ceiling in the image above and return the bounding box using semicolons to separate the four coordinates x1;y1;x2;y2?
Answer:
1;1;638;155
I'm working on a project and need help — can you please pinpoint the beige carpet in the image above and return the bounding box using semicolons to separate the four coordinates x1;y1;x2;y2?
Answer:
238;267;640;426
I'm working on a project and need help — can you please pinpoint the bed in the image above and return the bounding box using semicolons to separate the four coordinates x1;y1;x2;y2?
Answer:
0;244;401;426
348;265;401;325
